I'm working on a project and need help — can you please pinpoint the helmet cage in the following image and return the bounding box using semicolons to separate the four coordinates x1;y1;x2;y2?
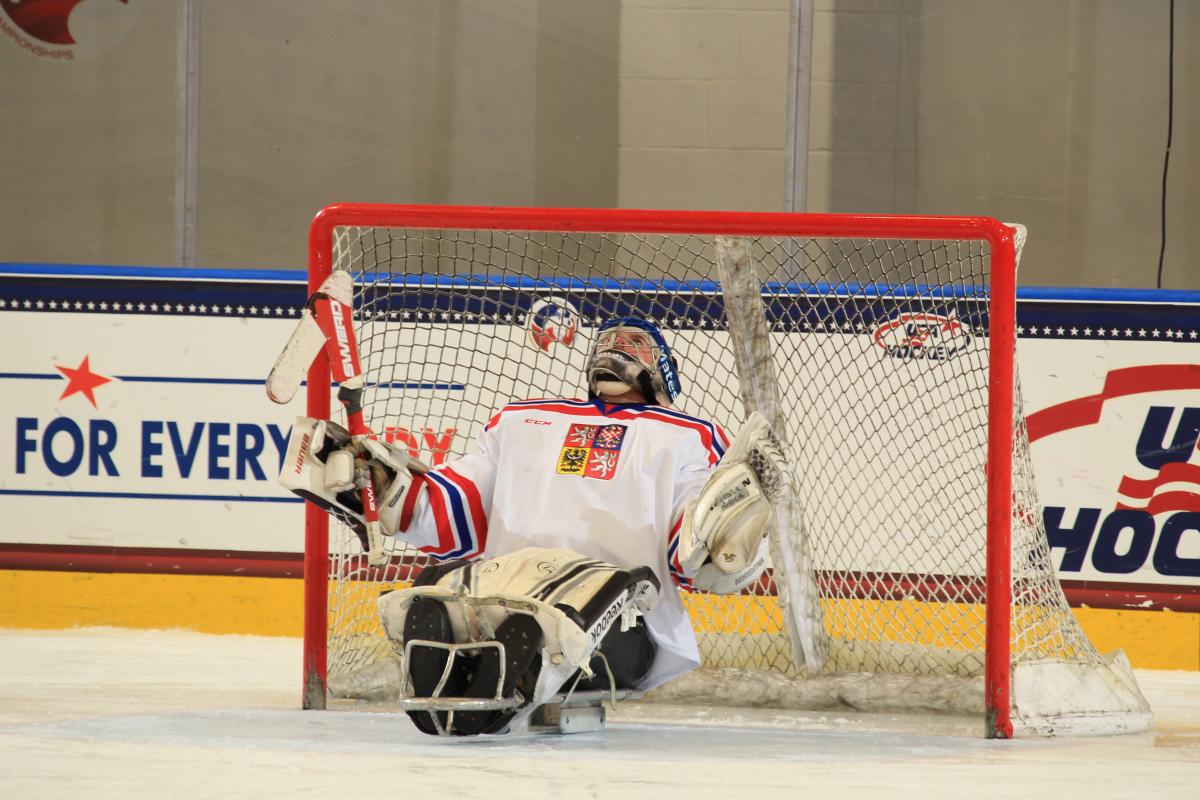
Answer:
586;317;681;405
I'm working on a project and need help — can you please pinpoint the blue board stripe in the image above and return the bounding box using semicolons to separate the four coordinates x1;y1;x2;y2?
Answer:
3;262;1198;341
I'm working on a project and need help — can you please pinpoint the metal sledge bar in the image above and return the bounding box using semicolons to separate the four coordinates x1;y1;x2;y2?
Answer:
531;690;641;735
397;638;523;712
392;593;553;715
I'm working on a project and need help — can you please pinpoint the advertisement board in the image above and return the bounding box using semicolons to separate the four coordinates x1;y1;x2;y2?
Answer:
1;266;1197;611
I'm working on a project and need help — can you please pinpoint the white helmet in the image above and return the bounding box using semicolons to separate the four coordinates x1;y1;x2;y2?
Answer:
586;317;681;406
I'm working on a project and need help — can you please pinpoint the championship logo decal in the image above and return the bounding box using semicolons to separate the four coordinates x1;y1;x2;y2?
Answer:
526;295;580;353
556;423;626;480
0;0;144;61
871;311;973;361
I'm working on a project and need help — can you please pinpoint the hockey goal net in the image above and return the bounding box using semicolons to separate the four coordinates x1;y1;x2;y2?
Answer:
300;204;1150;738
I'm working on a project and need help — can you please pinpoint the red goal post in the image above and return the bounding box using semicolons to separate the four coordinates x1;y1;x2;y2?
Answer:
298;204;1147;739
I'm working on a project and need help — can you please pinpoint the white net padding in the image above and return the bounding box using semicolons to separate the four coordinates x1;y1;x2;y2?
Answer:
311;219;1150;736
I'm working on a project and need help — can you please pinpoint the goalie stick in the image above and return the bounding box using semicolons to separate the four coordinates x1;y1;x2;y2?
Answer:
714;236;829;673
267;271;426;565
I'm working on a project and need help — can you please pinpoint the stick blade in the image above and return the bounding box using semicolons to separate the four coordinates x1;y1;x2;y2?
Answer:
318;270;354;305
266;310;326;404
266;272;357;404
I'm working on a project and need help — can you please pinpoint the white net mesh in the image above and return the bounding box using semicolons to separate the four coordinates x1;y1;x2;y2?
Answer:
312;222;1123;723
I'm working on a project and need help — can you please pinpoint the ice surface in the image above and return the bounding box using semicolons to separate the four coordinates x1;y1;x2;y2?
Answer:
1;627;1196;799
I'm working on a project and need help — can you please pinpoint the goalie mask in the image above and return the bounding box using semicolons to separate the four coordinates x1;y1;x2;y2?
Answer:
586;317;681;406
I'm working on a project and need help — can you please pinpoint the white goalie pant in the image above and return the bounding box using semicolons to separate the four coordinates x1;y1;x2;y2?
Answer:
377;547;660;732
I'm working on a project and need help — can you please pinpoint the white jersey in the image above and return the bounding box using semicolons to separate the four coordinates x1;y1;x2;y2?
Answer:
394;397;730;689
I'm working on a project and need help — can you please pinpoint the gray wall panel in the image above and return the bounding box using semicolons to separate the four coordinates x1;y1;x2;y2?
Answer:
0;0;1192;288
197;0;617;270
0;0;178;267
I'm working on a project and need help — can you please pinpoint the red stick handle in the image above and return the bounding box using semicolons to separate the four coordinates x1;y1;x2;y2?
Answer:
312;292;383;545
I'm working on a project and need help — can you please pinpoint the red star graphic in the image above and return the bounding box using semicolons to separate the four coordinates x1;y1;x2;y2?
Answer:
56;355;112;407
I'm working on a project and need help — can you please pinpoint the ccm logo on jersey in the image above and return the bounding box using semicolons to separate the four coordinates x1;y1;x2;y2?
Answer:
524;418;552;426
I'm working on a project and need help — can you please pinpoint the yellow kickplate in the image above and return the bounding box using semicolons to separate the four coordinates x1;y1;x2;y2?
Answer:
1;570;1196;670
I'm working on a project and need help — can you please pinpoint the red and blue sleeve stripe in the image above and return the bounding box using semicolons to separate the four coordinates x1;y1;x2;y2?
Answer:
665;514;695;592
415;466;488;561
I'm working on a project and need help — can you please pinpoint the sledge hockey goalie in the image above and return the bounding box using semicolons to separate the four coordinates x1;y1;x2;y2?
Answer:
276;314;791;736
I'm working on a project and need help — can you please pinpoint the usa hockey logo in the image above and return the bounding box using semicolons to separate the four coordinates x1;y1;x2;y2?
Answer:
1116;406;1200;517
1027;364;1200;581
872;311;973;361
556;423;626;480
526;296;579;353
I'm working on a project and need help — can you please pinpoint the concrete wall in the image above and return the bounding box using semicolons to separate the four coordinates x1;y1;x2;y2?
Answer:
911;1;1197;287
196;1;619;270
807;0;921;215
617;0;791;211
616;0;1197;288
0;0;619;271
0;0;180;267
0;0;1194;287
